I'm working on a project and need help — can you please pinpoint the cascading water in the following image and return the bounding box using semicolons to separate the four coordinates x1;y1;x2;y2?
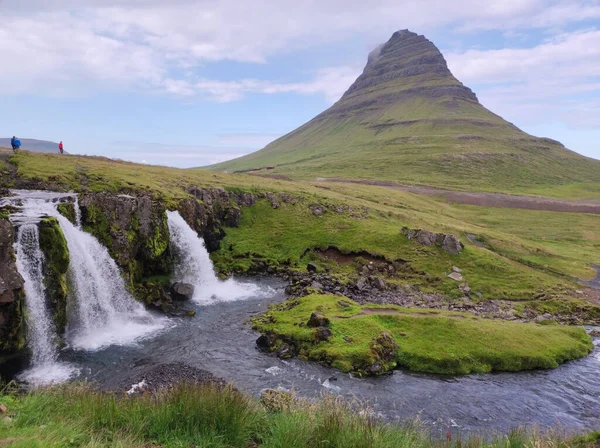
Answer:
3;190;167;384
55;211;167;351
166;210;266;304
14;224;78;384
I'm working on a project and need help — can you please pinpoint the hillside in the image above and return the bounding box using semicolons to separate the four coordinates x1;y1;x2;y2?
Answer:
207;30;600;196
0;137;60;153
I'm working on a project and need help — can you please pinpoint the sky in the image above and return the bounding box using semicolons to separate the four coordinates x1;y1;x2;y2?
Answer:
0;0;599;167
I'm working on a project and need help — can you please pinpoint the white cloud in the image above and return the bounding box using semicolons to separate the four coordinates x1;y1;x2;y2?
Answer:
446;29;600;129
1;0;598;99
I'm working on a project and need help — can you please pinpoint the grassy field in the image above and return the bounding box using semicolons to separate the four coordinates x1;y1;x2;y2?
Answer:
5;151;600;297
252;294;593;375
0;382;598;448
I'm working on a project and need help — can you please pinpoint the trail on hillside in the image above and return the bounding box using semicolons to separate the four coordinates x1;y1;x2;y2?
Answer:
316;178;600;214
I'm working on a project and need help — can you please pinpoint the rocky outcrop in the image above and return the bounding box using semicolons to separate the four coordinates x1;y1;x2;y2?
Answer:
38;217;70;335
0;219;26;354
78;193;173;308
402;227;464;255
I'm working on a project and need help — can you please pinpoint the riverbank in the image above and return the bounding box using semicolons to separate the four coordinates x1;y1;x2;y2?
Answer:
1;381;599;448
252;294;594;375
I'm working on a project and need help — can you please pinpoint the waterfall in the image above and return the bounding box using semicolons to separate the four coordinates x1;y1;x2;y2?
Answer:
73;195;82;228
166;210;265;304
53;212;166;351
4;191;167;371
14;223;78;385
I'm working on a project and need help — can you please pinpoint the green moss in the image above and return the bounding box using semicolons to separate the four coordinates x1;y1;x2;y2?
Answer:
253;294;593;376
38;217;70;334
82;203;113;251
0;289;27;353
56;202;76;225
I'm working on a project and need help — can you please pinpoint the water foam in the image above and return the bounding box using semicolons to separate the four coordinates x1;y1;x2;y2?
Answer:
166;210;272;304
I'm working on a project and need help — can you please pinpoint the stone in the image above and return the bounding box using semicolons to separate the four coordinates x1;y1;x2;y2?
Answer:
307;312;330;328
535;313;554;323
442;234;464;255
356;277;368;290
589;329;600;337
313;326;333;342
460;284;472;296
372;277;386;291
276;343;294;359
310;205;326;216
311;281;324;290
171;282;195;301
337;300;351;308
447;272;463;281
0;403;7;415
306;263;318;273
452;266;463;273
416;230;438;246
343;336;353;343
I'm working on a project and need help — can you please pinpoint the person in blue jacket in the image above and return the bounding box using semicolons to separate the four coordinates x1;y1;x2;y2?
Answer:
11;136;21;152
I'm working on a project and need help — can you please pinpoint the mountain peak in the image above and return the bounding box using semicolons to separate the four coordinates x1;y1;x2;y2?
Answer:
342;29;477;103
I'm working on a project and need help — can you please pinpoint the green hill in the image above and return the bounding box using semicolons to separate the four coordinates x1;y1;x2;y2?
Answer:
207;30;600;195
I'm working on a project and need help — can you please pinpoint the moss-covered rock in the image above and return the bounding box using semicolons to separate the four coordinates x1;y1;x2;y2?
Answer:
57;202;77;225
79;193;174;308
0;218;26;355
38;217;70;334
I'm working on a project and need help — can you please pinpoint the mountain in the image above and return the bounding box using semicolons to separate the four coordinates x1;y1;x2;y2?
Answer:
207;30;600;193
0;138;60;154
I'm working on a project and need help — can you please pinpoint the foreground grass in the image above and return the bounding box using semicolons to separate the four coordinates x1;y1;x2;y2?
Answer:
252;295;593;375
0;383;598;448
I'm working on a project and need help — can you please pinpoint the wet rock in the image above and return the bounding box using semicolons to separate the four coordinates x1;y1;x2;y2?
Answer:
276;343;294;359
313;327;333;342
589;329;600;337
307;312;330;328
306;263;318;273
170;282;195;301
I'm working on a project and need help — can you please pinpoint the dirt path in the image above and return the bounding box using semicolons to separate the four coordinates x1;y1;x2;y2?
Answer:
316;178;600;214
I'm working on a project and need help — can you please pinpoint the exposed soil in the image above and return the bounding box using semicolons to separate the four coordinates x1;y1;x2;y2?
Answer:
317;178;600;214
315;247;383;265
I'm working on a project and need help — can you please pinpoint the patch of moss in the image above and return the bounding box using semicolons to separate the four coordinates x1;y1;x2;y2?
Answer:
56;202;76;225
82;203;113;251
253;294;593;376
38;217;70;334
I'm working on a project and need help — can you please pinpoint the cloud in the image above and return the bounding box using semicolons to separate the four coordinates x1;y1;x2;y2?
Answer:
163;66;361;103
446;29;600;129
1;0;598;99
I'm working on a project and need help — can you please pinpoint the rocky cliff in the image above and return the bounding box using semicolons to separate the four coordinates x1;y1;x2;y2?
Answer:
0;218;26;354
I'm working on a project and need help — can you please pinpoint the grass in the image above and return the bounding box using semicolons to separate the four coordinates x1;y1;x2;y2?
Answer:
0;382;598;447
252;294;593;375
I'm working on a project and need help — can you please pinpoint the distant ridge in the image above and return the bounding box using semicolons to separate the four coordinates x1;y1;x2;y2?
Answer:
0;138;60;154
207;30;600;193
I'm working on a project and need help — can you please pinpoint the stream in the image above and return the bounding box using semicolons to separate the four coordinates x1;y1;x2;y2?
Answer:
6;279;597;435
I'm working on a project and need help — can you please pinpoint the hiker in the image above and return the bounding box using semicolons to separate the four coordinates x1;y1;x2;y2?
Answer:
58;141;64;154
11;136;21;152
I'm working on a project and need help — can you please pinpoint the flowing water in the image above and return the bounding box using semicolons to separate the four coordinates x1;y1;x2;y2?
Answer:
1;190;599;434
167;210;262;304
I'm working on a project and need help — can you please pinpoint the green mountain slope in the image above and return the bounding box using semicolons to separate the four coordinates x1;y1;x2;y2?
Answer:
207;30;600;194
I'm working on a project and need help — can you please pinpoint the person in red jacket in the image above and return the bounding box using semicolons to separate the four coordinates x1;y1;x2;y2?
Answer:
58;141;64;154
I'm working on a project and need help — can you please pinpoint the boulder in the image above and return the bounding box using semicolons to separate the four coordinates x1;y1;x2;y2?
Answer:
310;205;326;216
306;263;318;273
452;266;463;273
589;329;600;337
372;277;386;291
307;312;330;328
171;282;195;301
442;235;464;255
275;343;294;359
356;276;368;290
416;230;438;246
313;327;332;342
